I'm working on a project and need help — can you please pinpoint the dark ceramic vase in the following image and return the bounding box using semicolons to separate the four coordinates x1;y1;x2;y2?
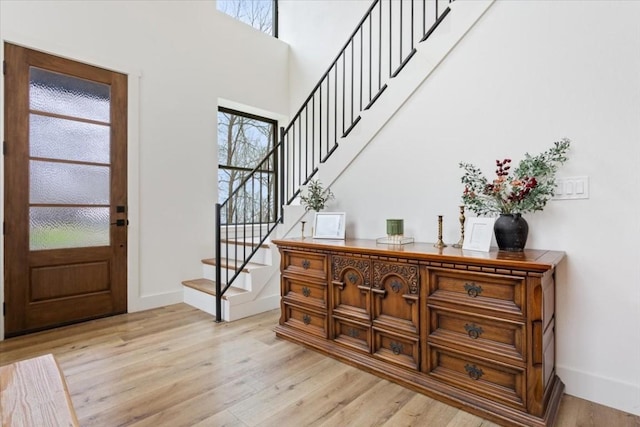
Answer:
494;213;528;252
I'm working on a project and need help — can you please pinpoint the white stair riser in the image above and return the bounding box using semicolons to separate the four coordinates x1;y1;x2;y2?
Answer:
197;249;280;321
203;264;249;290
183;286;229;320
183;275;281;322
225;294;280;322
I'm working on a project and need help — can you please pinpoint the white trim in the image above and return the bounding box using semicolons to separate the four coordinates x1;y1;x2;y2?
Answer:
135;290;184;313
126;73;142;313
1;31;142;77
0;32;143;339
557;365;640;416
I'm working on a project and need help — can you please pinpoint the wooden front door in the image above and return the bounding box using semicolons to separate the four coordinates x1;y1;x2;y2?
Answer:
3;43;128;337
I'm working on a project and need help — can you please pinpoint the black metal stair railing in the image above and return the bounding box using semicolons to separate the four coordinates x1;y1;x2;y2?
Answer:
281;0;453;205
214;0;454;321
215;141;279;320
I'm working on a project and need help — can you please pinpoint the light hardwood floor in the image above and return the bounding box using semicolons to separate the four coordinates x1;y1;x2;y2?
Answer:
1;304;638;427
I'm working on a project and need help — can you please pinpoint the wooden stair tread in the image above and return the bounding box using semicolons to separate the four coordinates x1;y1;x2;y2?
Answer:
201;258;267;271
220;239;270;249
181;278;248;299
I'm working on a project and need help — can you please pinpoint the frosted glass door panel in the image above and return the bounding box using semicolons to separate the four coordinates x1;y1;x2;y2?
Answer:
28;66;112;251
30;160;110;205
30;114;110;163
29;67;110;123
30;207;110;250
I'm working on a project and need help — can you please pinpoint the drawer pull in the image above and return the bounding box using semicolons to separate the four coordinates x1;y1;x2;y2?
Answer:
302;314;311;325
464;323;484;339
465;364;484;380
347;328;360;338
301;287;311;297
301;259;311;270
464;282;483;298
390;342;404;355
390;280;403;293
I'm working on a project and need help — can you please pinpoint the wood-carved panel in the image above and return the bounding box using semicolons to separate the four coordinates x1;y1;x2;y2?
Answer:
332;256;371;287
332;255;371;320
373;261;418;294
372;261;419;334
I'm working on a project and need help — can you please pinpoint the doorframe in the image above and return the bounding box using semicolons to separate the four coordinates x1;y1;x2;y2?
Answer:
0;33;141;340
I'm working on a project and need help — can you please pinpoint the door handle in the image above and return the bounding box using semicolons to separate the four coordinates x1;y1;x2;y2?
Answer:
110;219;129;226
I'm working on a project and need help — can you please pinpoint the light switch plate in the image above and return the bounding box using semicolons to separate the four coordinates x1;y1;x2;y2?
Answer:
553;176;589;200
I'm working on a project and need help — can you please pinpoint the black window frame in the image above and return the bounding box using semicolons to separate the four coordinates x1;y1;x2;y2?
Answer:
217;106;278;225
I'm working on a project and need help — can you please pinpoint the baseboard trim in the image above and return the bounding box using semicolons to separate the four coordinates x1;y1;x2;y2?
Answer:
557;365;640;416
227;294;280;322
130;290;183;313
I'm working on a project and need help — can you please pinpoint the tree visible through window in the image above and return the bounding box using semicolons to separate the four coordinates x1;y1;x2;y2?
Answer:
217;0;277;37
218;108;277;224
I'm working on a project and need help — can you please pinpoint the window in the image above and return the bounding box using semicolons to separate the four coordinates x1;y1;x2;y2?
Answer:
218;107;277;224
217;0;278;37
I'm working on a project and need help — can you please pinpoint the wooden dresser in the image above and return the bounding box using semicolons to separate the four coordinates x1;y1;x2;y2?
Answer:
272;238;565;427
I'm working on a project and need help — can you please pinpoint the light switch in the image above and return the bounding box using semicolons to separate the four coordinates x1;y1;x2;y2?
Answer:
553;176;589;200
565;182;574;195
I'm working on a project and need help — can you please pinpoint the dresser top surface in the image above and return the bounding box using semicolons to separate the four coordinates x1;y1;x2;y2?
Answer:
272;238;565;271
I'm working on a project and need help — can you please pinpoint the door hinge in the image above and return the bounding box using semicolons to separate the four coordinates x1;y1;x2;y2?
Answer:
2;222;5;235
2;60;6;75
2;302;5;316
3;141;6;155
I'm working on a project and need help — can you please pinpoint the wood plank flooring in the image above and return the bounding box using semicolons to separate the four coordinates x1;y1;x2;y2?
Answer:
1;304;638;427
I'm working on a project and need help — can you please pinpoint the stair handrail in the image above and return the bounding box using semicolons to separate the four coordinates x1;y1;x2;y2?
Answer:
215;0;454;321
215;137;282;319
280;0;454;206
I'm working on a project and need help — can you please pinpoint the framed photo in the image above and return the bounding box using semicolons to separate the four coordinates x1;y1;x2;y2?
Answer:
313;212;346;239
462;217;495;252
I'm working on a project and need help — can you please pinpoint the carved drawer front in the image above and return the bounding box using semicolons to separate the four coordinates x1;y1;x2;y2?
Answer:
282;250;328;280
332;256;372;321
283;276;326;309
373;328;419;371
333;316;371;354
428;307;525;363
428;269;524;317
427;345;525;410
283;303;327;338
372;261;419;334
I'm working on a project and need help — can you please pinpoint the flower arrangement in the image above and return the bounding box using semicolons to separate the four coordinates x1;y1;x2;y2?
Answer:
459;138;570;216
300;179;334;211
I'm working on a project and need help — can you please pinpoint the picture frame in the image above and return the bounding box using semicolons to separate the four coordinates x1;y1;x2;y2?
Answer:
313;212;346;239
462;217;495;252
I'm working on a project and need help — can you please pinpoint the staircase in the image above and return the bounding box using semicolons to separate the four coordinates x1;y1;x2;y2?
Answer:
183;0;494;321
183;226;281;322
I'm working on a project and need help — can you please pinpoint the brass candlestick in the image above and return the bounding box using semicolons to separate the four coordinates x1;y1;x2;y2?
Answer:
301;221;306;238
452;205;465;248
434;215;447;249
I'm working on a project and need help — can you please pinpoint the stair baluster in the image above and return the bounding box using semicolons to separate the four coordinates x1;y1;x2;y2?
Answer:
213;0;454;321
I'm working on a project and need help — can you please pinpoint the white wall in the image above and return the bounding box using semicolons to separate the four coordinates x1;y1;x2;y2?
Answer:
0;0;289;336
280;0;640;417
279;0;372;113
